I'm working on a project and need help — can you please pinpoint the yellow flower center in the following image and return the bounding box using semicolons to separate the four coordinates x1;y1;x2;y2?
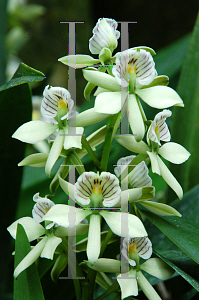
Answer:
92;185;102;194
57;99;68;109
129;243;137;253
128;65;137;74
155;125;159;134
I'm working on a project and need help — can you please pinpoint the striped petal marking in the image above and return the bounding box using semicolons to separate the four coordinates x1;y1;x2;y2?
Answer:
112;49;157;89
122;237;152;266
114;155;136;177
148;109;172;145
41;85;74;120
74;172;121;207
89;18;120;55
32;193;55;223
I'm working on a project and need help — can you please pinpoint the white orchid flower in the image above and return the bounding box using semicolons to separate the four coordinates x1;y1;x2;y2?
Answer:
89;18;120;55
7;193;88;278
115;110;190;199
12;85;84;177
85;236;173;300
83;48;184;141
42;172;148;264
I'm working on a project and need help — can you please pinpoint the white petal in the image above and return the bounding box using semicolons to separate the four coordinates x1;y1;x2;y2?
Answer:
68;108;109;127
100;172;121;207
74;172;96;206
87;214;101;264
137;270;162;300
63;126;84;150
14;236;48;278
58;54;100;68
45;129;64;177
129;161;152;187
18;153;48;167
89;18;120;54
42;204;92;227
41;85;73;119
159;142;191;164
95;91;127;114
120;189;142;211
117;269;138;299
147;151;160;175
115;135;150;154
100;211;147;237
157;155;183;199
140;201;181;217
140;258;175;280
12;121;58;144
83;70;120;92
41;235;62;260
114;155;136;177
7;217;45;242
32;198;55;223
128;95;145;141
54;223;89;237
136;86;184;108
85;258;120;273
148;109;171;144
58;175;75;202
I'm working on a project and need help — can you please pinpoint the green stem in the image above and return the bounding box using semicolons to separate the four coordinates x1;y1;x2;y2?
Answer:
68;149;85;175
99;229;114;257
101;113;120;172
73;278;82;300
81;135;101;171
82;268;97;300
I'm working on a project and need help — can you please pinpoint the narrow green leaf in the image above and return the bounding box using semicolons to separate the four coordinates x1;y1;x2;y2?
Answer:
0;62;45;91
138;206;199;264
155;250;199;292
14;224;45;300
169;13;199;200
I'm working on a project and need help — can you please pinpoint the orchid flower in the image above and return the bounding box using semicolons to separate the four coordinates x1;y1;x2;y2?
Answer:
7;193;88;278
115;110;190;199
12;85;84;177
58;18;120;70
42;172;148;264
85;236;174;300
83;48;184;141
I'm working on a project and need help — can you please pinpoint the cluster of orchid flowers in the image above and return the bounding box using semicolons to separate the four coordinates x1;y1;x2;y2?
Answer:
8;18;190;299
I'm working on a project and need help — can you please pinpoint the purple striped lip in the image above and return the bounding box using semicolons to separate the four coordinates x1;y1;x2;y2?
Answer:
74;172;121;207
32;195;55;223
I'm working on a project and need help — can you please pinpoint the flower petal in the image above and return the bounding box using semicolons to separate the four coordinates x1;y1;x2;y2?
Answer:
45;129;65;177
58;175;75;202
157;155;183;199
140;258;174;280
42;204;92;227
100;211;147;237
87;214;101;264
12;121;58;144
95;91;127;114
83;70;120;92
41;85;74;119
18;153;48;167
117;269;138;299
68;108;109;127
114;155;136;177
137;270;162;300
41;235;62;260
89;18;120;54
63;126;84;150
58;54;100;68
85;258;120;273
115;135;150;154
129;161;152;187
7;217;45;242
74;172;96;206
100;172;121;207
14;236;48;278
54;223;89;237
139;201;181;217
147;151;160;175
32;198;55;223
136;86;184;108
159;142;190;164
128;95;145;141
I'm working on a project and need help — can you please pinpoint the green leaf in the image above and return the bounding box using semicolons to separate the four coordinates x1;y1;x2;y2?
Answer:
0;62;45;91
138;205;199;264
155;250;199;292
14;224;45;300
169;13;199;201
